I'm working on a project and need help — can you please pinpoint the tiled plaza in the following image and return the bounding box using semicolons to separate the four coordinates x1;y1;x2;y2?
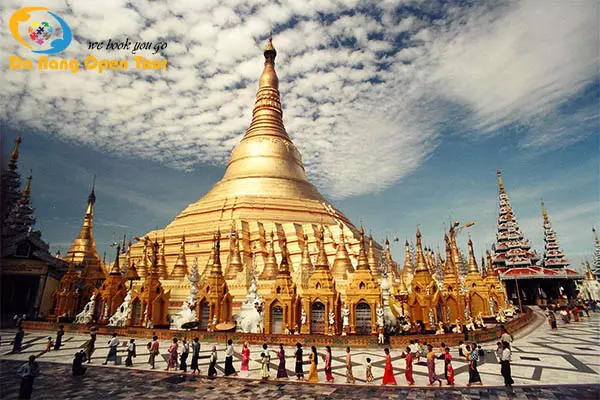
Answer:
1;308;599;399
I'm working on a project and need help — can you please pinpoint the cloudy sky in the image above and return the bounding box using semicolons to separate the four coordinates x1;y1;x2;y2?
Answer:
0;0;598;269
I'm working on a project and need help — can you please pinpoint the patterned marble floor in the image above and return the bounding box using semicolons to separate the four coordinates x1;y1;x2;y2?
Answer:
0;307;599;398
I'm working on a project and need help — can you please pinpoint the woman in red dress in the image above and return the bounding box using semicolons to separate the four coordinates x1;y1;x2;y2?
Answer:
382;348;397;385
404;346;414;385
324;346;335;382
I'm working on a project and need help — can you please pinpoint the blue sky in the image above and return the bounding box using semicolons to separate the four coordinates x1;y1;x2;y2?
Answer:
0;0;598;269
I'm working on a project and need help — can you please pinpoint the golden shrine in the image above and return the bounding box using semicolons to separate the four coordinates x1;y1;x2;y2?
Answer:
49;37;509;336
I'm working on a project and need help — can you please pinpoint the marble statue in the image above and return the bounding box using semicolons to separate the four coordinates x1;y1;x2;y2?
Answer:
301;308;307;326
489;297;495;316
342;303;350;329
376;303;384;328
435;321;444;335
475;312;485;329
74;293;96;324
465;317;476;331
235;277;264;333
380;273;397;327
108;290;133;327
452;319;461;334
495;308;506;323
328;310;335;333
170;258;199;330
428;308;435;330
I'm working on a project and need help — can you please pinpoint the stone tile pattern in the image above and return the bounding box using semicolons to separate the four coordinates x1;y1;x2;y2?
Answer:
0;308;599;397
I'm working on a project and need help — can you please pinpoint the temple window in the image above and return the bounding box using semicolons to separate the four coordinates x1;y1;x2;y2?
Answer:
448;286;453;292
316;282;321;290
276;286;281;294
359;282;365;290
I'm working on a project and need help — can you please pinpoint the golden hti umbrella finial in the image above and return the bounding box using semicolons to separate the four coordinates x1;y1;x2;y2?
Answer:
8;133;22;171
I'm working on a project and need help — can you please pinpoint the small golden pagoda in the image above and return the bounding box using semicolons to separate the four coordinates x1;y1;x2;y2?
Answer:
464;239;491;317
263;238;298;334
136;238;150;280
156;236;168;279
401;240;414;288
440;234;466;325
345;226;381;334
484;250;506;312
368;234;381;280
408;228;440;330
170;234;188;280
331;225;354;281
225;223;243;280
301;225;339;335
47;261;80;321
197;232;232;328
97;245;127;323
64;184;104;286
259;231;279;281
129;239;170;327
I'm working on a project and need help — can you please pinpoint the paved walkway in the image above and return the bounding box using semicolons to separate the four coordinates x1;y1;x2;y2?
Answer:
0;310;599;398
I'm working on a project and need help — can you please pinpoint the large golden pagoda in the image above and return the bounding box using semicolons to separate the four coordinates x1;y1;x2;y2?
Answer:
126;37;384;317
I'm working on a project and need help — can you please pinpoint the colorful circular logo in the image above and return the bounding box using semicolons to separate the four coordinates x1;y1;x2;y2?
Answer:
9;7;72;54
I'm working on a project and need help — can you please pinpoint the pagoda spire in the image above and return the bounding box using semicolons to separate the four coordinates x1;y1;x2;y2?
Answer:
315;225;330;270
414;228;428;273
226;222;243;279
443;234;457;278
4;170;36;235
540;201;569;269
300;233;313;272
210;230;223;276
401;239;413;285
331;224;353;280
170;234;188;279
356;225;370;270
259;230;279;280
467;239;479;274
109;244;122;276
156;235;168;279
65;177;104;283
278;238;291;275
8;133;22;171
367;234;379;278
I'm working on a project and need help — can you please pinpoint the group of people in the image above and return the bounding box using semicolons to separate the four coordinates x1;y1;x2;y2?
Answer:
546;301;594;329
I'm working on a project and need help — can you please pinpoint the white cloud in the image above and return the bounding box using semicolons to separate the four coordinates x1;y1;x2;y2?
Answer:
0;0;596;200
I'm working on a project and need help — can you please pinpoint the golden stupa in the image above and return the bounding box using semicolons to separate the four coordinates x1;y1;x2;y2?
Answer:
125;37;385;314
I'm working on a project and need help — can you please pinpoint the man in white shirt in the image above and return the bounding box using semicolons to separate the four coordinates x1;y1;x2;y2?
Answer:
103;333;120;365
500;341;514;388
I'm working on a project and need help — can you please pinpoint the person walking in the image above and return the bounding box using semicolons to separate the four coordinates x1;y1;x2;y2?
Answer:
382;347;397;385
345;346;356;383
500;341;514;388
17;355;40;400
444;347;454;386
84;329;96;363
501;328;513;344
12;327;25;353
148;336;159;369
125;339;136;367
324;346;334;382
44;337;53;353
224;339;237;376
208;345;218;378
426;344;442;387
294;343;304;380
549;310;557;330
102;333;120;366
404;346;415;385
466;344;483;386
307;346;318;382
260;343;271;380
180;338;189;373
365;357;375;383
72;351;87;376
165;338;178;371
190;338;201;376
239;342;250;377
276;343;288;379
54;325;65;351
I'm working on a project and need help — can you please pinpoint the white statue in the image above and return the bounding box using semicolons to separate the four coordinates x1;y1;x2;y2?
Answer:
376;303;384;328
465;317;476;331
428;309;435;329
475;312;485;329
102;302;109;320
108;290;133;327
74;293;96;324
380;273;397;327
301;309;307;326
171;258;199;330
489;297;495;316
235;277;264;333
435;321;444;335
342;304;350;329
328;310;335;333
495;308;506;323
452;319;462;334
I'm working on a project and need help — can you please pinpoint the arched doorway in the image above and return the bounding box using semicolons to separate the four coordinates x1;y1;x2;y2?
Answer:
311;301;325;334
199;301;210;330
355;302;371;335
131;298;141;326
271;304;284;334
470;294;485;317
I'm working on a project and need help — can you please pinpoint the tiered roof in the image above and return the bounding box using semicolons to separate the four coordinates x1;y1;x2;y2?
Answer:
540;201;569;269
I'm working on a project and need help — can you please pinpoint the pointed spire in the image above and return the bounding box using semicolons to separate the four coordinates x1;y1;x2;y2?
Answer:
121;233;127;253
226;223;243;279
8;133;22;171
367;234;379;277
156;235;168;279
136;238;149;280
414;227;428;273
467;239;479;274
204;234;216;276
541;200;550;225
86;175;96;215
540;201;569;268
331;224;353;279
356;225;370;270
585;261;595;280
210;230;223;276
443;234;457;278
497;169;505;194
171;234;188;279
22;171;32;204
315;225;330;270
300;233;313;272
486;250;496;277
278;238;290;275
259;230;278;280
480;255;487;278
109;244;122;276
